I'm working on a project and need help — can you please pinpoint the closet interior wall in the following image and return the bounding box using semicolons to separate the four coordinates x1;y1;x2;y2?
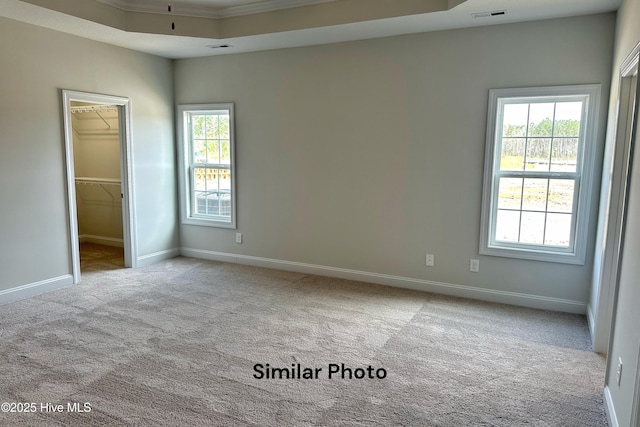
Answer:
71;102;123;247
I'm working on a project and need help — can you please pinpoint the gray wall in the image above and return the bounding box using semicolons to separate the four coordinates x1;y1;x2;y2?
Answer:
174;13;615;309
604;0;640;424
0;16;178;292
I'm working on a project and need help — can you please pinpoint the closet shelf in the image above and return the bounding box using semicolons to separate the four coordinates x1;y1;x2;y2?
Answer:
70;105;117;114
75;178;120;203
75;177;120;185
73;129;120;136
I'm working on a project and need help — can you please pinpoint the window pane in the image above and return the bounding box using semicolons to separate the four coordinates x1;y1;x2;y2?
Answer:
495;210;520;242
550;138;578;172
206;193;231;217
214;168;231;217
220;140;231;164
498;178;522;209
554;102;582;137
520;211;545;244
194;191;207;214
522;178;548;212
500;138;525;170
219;169;231;192
195;168;232;219
502;104;528;137
193;140;206;163
219;115;230;138
204;168;231;192
553;120;581;137
544;213;572;247
548;179;575;213
527;103;554;137
525;138;551;171
207;140;220;164
205;168;219;194
192;115;205;138
193;167;206;191
204;168;229;188
206;115;217;138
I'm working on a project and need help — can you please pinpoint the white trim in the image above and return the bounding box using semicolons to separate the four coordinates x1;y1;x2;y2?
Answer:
596;44;640;359
620;42;640;77
118;96;138;269
215;0;337;18
591;55;639;353
604;386;620;427
479;84;601;265
79;234;124;248
136;248;181;267
180;248;587;314
62;90;138;285
96;0;337;18
587;304;596;344
95;0;218;17
176;103;237;229
0;275;73;306
632;343;640;427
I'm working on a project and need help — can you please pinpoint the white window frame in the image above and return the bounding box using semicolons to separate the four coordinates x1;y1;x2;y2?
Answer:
177;103;237;229
479;85;600;265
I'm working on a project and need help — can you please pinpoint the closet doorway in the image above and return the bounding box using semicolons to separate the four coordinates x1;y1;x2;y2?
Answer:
62;90;137;283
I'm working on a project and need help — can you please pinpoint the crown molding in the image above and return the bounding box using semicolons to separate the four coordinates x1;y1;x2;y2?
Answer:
218;0;337;18
96;0;219;17
96;0;338;18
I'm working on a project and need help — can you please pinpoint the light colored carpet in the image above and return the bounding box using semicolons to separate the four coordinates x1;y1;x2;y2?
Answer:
0;247;607;426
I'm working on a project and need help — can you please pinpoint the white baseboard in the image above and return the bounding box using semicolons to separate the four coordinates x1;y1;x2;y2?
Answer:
604;386;619;427
586;304;610;354
137;248;181;267
79;234;124;248
180;248;587;314
587;304;596;340
0;275;73;306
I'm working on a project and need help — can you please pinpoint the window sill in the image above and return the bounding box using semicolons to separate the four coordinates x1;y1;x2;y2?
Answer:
479;244;585;265
182;217;236;229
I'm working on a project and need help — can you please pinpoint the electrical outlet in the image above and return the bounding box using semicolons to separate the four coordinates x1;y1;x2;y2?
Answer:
426;254;434;267
235;232;242;244
616;357;623;386
470;259;480;273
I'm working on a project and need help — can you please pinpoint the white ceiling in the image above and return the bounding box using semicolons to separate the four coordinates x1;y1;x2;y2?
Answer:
1;0;621;59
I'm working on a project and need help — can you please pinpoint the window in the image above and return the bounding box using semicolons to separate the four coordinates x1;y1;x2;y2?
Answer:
177;103;236;228
480;85;600;264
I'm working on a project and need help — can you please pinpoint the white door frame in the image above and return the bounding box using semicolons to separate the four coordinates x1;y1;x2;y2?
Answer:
61;90;138;283
632;342;640;427
591;43;639;353
601;43;639;427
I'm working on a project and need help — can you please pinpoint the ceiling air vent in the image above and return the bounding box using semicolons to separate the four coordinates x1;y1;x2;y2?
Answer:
207;44;233;49
472;10;507;19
